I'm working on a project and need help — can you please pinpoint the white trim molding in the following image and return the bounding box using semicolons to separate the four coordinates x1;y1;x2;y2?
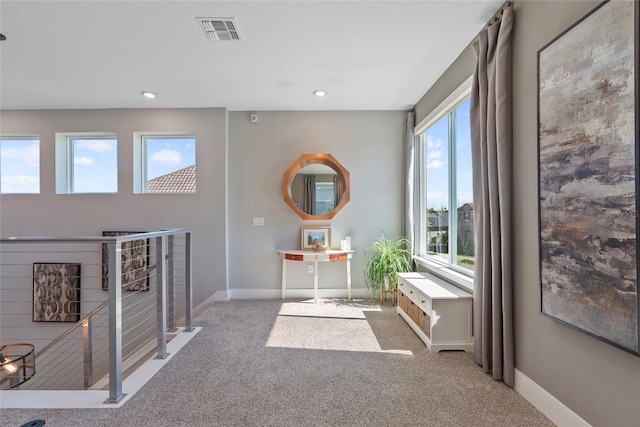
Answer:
514;369;590;427
414;75;473;135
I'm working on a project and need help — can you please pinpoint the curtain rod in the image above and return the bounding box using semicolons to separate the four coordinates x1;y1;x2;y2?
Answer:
485;0;513;29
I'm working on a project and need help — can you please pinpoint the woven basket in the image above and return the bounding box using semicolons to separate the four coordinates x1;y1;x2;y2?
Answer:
409;301;421;325
419;310;431;338
399;291;408;312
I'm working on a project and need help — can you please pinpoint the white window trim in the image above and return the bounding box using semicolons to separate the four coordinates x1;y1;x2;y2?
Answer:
414;75;474;292
133;131;196;194
414;75;473;135
55;132;117;194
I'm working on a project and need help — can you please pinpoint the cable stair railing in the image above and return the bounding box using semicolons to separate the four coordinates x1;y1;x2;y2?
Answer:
0;229;194;403
29;262;158;391
28;300;109;391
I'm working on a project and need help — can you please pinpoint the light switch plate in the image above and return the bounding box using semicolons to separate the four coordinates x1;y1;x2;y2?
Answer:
252;217;265;226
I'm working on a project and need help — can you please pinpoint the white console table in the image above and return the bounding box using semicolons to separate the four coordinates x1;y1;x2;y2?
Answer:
397;272;473;352
276;249;355;303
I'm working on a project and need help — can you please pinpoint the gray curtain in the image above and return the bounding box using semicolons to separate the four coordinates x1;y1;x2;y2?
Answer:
470;2;514;387
402;110;416;256
303;175;316;215
333;174;344;208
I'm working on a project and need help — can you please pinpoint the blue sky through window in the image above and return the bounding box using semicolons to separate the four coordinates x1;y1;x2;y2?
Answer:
455;98;473;208
145;137;196;181
425;114;449;211
425;98;472;211
1;135;197;194
72;138;117;193
0;138;40;193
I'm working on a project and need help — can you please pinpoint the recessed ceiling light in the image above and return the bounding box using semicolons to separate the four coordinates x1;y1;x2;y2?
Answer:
141;91;157;99
313;90;327;97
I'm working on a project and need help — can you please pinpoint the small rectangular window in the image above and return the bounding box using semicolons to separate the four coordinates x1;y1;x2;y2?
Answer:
55;133;118;194
134;133;196;193
0;136;40;194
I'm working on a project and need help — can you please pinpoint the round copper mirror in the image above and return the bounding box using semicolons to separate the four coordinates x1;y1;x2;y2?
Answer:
283;153;350;220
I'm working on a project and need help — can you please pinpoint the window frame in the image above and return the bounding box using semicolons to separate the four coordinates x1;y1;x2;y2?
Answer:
0;135;41;194
133;132;196;194
55;132;118;194
414;76;474;290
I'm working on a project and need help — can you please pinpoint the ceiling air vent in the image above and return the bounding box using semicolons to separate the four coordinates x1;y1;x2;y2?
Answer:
197;17;242;41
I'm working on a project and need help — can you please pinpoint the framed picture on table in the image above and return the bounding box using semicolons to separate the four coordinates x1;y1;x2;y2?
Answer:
301;226;331;251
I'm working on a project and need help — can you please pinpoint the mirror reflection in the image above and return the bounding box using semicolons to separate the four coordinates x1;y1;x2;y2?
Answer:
291;164;345;215
283;153;350;220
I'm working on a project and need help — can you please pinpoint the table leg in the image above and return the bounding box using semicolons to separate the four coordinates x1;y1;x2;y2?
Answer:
346;258;352;300
314;257;319;303
281;258;287;300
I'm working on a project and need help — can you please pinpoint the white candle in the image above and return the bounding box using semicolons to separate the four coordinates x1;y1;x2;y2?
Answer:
345;236;351;250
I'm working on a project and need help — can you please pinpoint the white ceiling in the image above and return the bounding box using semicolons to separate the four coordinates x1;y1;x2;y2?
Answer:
0;0;504;111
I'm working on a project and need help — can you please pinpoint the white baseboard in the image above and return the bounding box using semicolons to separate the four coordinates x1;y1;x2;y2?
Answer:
227;288;372;300
514;369;590;427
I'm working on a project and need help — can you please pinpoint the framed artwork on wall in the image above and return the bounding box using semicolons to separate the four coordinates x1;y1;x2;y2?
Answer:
33;263;81;322
301;226;331;251
538;0;639;355
102;231;150;292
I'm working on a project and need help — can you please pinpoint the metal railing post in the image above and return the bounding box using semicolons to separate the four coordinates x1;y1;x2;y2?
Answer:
185;232;194;332
155;236;169;359
83;317;93;389
167;234;176;332
105;240;126;404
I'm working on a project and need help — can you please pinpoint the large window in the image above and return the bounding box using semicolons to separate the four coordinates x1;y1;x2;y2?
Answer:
0;137;40;194
55;133;118;194
418;90;474;273
134;133;196;193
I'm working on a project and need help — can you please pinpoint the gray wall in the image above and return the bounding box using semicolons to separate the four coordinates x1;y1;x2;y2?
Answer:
1;108;404;301
414;43;475;125
0;108;228;307
415;1;640;425
228;111;405;296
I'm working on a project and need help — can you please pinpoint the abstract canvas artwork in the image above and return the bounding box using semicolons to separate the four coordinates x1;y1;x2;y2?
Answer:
102;231;149;292
538;0;639;354
33;263;81;322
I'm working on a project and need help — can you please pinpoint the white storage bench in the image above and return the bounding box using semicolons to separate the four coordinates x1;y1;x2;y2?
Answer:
396;272;473;352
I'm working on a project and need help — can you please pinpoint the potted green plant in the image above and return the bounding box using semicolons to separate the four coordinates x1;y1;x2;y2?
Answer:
362;233;412;297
